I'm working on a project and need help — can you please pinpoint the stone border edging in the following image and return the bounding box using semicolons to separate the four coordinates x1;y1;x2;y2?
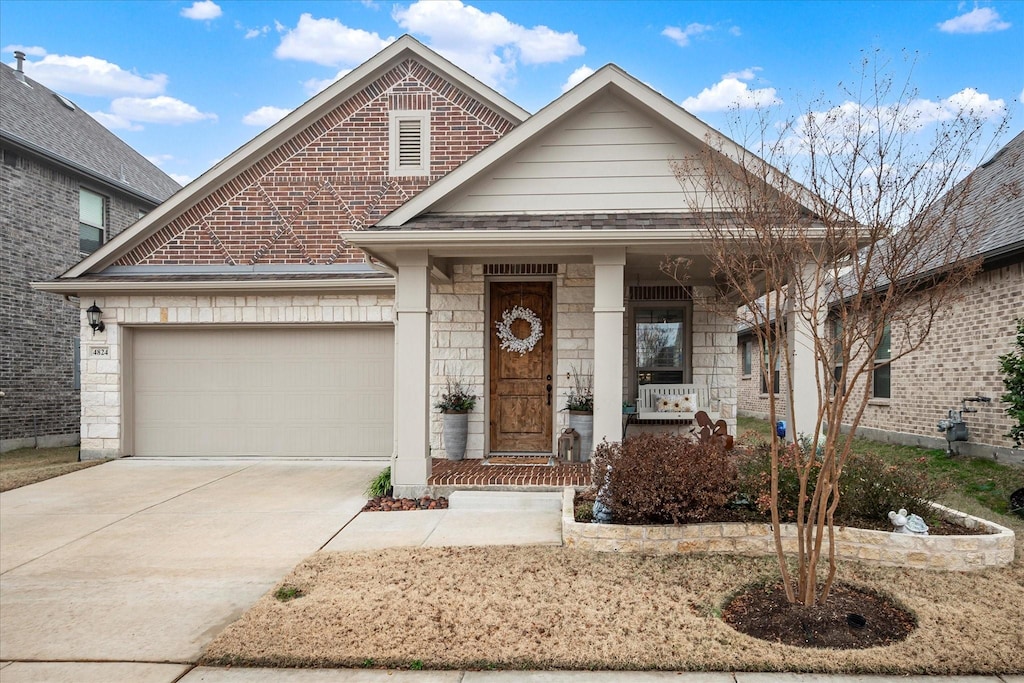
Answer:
561;489;1016;570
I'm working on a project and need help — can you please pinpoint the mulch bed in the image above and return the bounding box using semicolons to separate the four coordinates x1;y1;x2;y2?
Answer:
723;581;917;649
362;496;448;512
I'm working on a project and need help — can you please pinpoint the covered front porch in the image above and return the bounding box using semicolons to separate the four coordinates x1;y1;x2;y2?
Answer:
348;222;743;497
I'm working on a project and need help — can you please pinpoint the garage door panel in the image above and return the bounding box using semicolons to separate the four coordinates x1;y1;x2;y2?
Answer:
132;327;394;458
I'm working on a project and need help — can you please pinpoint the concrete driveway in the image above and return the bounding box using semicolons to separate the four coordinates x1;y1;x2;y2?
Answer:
0;458;380;667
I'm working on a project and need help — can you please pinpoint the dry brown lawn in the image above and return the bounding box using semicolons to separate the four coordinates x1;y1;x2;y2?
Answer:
0;446;104;492
203;496;1024;674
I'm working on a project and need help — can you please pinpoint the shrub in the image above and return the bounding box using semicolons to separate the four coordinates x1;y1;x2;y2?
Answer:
593;432;737;524
735;438;950;526
999;318;1024;447
365;467;392;498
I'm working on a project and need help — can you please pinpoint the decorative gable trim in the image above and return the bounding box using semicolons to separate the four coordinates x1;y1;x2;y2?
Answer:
59;35;528;281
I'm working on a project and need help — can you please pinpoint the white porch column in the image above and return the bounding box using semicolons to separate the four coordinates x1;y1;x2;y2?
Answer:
592;247;626;451
787;261;824;443
392;249;431;496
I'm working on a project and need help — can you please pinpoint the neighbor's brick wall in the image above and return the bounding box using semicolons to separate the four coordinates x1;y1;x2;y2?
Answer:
0;146;156;449
736;332;792;423
77;293;394;459
853;261;1022;452
117;59;517;268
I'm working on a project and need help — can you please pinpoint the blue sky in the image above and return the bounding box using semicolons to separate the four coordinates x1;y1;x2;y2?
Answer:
2;0;1021;185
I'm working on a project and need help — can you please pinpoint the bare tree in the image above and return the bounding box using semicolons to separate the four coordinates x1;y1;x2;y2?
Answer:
668;53;1009;606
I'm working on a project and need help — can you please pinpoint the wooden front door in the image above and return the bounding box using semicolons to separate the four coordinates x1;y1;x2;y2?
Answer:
489;281;553;453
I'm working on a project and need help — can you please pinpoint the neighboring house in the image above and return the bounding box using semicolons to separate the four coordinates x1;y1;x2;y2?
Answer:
1;55;180;452
36;36;825;495
736;131;1024;464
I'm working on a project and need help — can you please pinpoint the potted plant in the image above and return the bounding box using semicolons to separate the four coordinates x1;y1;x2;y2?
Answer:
434;376;476;460
564;364;594;461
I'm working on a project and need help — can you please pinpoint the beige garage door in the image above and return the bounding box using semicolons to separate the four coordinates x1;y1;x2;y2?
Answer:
131;326;393;458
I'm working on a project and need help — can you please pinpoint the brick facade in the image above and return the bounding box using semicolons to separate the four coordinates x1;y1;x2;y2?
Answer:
0;147;156;450
117;60;516;267
735;260;1023;460
853;261;1022;458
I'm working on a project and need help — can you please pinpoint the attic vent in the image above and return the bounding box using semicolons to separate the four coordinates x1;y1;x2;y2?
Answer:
628;285;691;301
54;93;76;110
485;264;558;276
389;111;430;177
398;119;422;167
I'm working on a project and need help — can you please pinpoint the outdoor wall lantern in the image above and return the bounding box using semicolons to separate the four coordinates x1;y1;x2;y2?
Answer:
86;301;105;335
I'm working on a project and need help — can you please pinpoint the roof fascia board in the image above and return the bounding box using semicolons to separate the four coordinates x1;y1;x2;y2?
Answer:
1;131;167;205
378;64;822;226
61;35;529;280
31;277;395;296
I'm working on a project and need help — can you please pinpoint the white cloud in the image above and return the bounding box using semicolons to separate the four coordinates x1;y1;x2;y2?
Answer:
561;65;594;93
109;96;217;125
937;7;1010;33
662;23;712;47
4;44;47;57
21;54;167;97
244;27;269;39
144;153;175;166
242;105;292;127
181;1;222;21
168;173;193;185
729;26;742;37
902;88;1006;127
275;13;394;66
302;69;353;95
682;70;781;113
1019;87;1024;104
392;0;584;88
89;110;142;131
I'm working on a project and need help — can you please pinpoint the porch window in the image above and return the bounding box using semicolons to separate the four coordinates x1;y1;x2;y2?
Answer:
634;307;687;387
831;317;844;396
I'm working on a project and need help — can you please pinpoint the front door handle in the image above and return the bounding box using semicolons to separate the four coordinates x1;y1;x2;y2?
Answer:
546;383;552;405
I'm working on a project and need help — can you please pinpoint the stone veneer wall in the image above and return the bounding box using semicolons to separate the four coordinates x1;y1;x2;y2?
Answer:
429;264;597;458
561;490;1015;571
78;292;394;459
429;268;739;457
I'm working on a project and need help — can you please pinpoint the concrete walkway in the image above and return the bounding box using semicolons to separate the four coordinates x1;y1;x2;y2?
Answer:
0;458;380;664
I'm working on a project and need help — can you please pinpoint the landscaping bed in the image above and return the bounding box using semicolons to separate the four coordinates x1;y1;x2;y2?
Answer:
362;496;448;511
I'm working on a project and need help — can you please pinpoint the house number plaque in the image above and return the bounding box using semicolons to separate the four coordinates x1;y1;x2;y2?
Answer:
90;346;110;357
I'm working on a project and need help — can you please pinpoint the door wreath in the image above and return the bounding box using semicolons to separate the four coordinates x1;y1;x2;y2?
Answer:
495;305;543;355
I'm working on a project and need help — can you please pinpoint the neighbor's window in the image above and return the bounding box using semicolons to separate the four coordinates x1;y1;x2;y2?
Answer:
761;339;780;395
79;188;105;254
872;323;891;399
831;317;844;396
634;307;687;388
741;339;753;376
389;111;430;176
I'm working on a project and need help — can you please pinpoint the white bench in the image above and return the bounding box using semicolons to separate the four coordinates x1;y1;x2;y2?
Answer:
635;383;717;422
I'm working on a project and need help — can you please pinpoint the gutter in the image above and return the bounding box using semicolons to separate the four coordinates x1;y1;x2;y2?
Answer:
31;276;396;297
0;131;171;206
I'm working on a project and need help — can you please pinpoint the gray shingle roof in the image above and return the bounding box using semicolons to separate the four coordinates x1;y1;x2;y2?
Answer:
0;62;180;204
961;130;1024;261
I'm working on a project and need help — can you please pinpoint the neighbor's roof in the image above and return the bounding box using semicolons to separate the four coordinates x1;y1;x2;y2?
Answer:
0;62;180;204
960;129;1024;263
